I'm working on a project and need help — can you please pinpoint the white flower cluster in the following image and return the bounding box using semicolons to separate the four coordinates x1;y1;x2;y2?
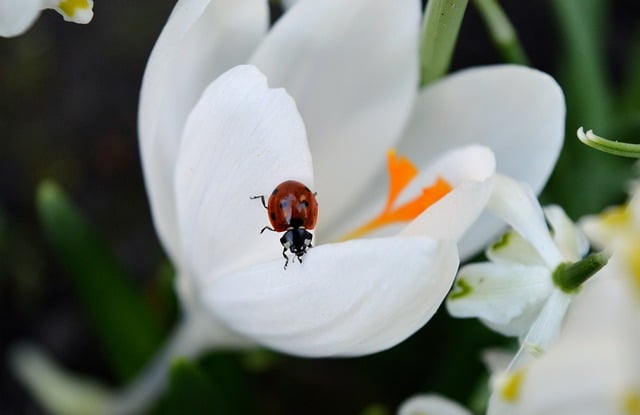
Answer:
402;179;640;415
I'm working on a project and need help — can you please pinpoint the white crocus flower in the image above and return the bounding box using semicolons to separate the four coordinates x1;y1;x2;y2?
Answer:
138;0;565;357
489;266;640;415
582;182;640;294
397;269;639;415
13;0;566;413
447;175;590;357
169;64;492;358
0;0;93;37
139;0;565;275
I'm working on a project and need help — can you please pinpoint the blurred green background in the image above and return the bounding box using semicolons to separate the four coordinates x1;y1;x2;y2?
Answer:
1;1;639;414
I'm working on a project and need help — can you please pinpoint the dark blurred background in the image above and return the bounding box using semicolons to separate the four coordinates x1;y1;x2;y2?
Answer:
1;1;639;414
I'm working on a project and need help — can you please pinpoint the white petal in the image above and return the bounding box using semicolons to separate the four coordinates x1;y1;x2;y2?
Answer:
175;65;314;288
543;205;588;262
481;301;543;338
250;0;421;230
519;290;572;357
562;271;640;343
0;0;41;37
399;66;564;258
520;336;638;415
139;0;268;266
10;344;112;415
202;236;459;357
486;230;546;267
489;175;564;268
399;65;564;196
43;0;93;24
447;262;553;329
483;348;516;376
399;146;495;240
399;395;473;415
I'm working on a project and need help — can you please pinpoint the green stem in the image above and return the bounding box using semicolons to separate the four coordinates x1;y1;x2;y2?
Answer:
420;0;469;87
473;0;528;65
552;251;611;293
577;127;640;158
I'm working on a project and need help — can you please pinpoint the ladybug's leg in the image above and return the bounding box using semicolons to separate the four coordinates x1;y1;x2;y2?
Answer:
259;226;276;234
250;195;267;209
282;247;289;270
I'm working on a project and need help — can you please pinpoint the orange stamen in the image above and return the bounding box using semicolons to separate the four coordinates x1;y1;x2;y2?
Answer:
340;150;452;240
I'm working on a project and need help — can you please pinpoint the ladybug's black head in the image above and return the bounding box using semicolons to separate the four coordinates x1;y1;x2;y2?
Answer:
280;228;313;256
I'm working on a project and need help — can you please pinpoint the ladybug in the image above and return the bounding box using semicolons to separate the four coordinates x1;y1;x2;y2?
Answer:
251;180;318;269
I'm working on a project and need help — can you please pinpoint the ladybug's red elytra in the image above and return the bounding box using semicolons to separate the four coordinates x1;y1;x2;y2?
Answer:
251;180;318;269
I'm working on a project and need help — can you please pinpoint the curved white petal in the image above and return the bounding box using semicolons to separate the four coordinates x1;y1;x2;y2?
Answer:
175;65;314;288
447;262;553;327
43;0;93;23
481;303;544;338
544;205;588;262
489;175;564;268
562;271;640;343
519;290;572;357
10;345;112;415
250;0;421;230
399;65;565;258
399;395;473;415
202;236;459;357
520;336;638;415
399;146;495;241
0;0;41;37
399;65;564;194
139;0;268;266
486;230;546;267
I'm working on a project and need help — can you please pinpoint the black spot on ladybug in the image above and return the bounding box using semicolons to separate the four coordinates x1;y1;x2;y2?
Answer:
270;212;276;220
304;186;311;192
271;187;279;195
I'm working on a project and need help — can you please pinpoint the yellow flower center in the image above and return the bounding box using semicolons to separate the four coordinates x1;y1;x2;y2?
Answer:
340;150;452;240
622;390;640;415
500;369;526;403
57;0;90;18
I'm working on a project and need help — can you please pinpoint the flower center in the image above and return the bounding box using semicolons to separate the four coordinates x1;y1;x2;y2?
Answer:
341;150;452;240
500;368;526;403
57;0;91;17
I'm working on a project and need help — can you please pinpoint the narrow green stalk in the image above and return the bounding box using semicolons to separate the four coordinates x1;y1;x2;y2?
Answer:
549;0;612;128
420;0;469;87
473;0;528;65
36;180;164;381
578;127;640;158
552;251;611;293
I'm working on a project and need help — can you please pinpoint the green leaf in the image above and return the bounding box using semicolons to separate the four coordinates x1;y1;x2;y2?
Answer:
161;359;219;415
472;0;529;65
550;0;612;128
158;353;255;415
544;0;631;216
36;180;164;381
420;0;469;87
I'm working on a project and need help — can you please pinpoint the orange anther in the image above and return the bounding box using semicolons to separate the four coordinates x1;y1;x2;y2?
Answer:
341;150;452;240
